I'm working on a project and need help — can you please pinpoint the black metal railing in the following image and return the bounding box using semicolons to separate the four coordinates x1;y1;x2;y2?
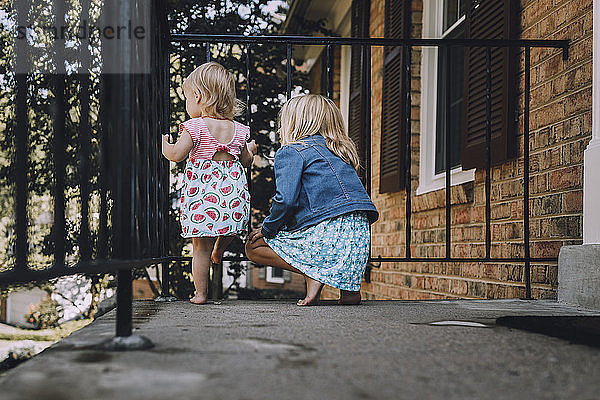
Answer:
0;8;569;346
170;34;569;300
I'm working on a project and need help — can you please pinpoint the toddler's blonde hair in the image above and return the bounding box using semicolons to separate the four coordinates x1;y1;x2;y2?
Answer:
278;94;361;171
183;62;244;120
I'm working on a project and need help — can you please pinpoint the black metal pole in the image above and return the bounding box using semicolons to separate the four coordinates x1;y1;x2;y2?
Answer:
445;46;451;260
404;45;412;259
155;43;176;303
170;34;569;50
14;0;29;279
53;0;66;271
326;44;333;99
364;43;371;196
485;47;492;260
246;44;253;232
524;46;532;299
116;269;133;336
286;43;292;99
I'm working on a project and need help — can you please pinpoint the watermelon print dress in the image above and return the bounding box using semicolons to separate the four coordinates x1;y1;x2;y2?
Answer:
179;118;250;238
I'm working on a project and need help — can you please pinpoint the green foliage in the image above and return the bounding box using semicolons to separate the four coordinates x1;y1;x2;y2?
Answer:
0;1;324;301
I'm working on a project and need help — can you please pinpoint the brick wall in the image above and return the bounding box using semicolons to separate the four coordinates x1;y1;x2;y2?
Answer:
251;267;307;293
323;0;591;301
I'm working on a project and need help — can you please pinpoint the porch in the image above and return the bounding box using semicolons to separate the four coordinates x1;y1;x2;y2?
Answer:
0;299;599;399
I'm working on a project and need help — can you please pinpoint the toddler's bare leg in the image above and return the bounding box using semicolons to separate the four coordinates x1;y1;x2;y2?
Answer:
339;290;361;305
211;236;235;264
190;237;216;304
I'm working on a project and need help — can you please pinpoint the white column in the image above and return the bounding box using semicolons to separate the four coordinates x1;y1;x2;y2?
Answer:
584;0;600;243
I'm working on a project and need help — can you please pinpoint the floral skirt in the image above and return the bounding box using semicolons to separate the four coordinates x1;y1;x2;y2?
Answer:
179;159;249;238
264;212;370;291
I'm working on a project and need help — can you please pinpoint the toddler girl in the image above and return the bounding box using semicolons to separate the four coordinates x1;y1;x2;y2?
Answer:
162;62;257;304
246;94;378;306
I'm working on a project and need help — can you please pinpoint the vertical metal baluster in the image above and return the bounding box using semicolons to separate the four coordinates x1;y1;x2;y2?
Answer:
78;0;92;261
144;73;152;257
53;0;66;270
445;45;451;260
78;72;92;261
206;42;211;62
364;43;371;196
156;44;175;302
14;1;29;278
148;45;157;255
326;44;333;99
245;44;253;232
404;45;412;259
98;78;109;260
286;43;292;99
524;46;532;299
116;0;133;340
485;47;492;260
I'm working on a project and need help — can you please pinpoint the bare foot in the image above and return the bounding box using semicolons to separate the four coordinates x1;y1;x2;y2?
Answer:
189;293;208;305
297;276;324;306
339;290;361;305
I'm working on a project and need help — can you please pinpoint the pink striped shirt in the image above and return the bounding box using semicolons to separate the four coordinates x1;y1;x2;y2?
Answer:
179;118;250;161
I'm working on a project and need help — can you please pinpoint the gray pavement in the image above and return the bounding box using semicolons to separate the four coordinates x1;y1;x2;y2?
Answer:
0;299;599;400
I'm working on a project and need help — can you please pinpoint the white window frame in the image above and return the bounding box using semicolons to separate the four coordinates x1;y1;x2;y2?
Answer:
417;0;474;195
266;266;285;284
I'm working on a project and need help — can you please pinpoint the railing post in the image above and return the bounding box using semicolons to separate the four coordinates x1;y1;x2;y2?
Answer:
404;44;412;259
523;46;532;299
155;261;177;302
445;45;452;261
99;0;153;350
485;48;492;261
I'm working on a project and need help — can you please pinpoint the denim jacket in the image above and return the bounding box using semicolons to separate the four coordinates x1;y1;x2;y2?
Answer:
261;134;379;239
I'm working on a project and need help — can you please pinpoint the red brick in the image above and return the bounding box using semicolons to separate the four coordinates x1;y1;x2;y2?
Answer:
548;166;582;189
562;190;583;212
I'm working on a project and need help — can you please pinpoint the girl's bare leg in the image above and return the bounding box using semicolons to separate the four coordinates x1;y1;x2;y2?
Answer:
297;276;324;306
245;237;304;273
190;237;216;304
339;290;361;305
245;237;323;306
211;236;235;264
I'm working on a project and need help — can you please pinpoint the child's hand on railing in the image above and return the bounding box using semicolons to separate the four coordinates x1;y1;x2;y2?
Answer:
246;140;258;156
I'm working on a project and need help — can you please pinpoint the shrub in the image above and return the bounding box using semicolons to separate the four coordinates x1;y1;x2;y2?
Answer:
25;298;62;330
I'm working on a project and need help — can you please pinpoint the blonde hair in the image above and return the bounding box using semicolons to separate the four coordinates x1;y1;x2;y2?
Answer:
278;94;361;171
183;62;244;119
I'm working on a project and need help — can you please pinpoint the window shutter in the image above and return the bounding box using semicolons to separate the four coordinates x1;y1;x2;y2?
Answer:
380;0;411;193
462;0;518;169
349;0;370;183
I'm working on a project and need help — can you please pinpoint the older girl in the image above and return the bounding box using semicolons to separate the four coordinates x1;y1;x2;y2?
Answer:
246;94;378;306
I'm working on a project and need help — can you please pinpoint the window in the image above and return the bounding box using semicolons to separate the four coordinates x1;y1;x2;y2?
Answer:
434;0;465;175
418;0;516;194
348;0;370;184
418;0;473;194
266;266;285;284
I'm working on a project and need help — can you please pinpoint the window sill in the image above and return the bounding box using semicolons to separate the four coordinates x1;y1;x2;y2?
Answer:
265;267;285;284
413;170;475;213
416;168;475;196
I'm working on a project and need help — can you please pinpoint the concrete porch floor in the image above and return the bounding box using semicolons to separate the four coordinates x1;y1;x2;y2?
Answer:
0;299;599;400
